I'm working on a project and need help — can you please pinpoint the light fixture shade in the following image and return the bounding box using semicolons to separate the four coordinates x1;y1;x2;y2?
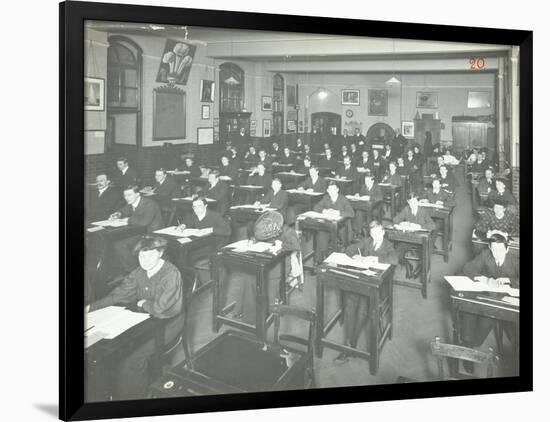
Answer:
385;76;401;86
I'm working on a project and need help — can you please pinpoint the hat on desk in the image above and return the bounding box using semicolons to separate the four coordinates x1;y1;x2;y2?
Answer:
254;211;284;241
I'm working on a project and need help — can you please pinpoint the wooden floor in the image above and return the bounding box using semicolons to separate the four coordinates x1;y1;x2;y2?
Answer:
179;173;519;389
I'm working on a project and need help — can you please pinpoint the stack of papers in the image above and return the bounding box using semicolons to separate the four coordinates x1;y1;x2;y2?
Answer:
444;276;520;297
85;306;150;348
225;239;274;253
91;218;128;228
324;252;390;271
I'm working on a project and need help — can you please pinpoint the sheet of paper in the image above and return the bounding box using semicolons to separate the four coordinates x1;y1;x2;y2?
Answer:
177;237;191;244
226;240;273;253
154;226;189;237
418;202;444;209
85;306;150;344
445;276;518;295
238;185;264;189
277;172;306;176
501;296;520;306
346;195;371;201
91;218;128;228
87;226;104;233
179;228;213;237
286;189;323;196
298;211;341;221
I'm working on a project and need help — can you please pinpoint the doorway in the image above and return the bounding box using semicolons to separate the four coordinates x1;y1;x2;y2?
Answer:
311;112;342;144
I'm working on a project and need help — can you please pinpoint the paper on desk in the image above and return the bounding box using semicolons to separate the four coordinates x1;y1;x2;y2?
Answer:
85;306;150;346
346;195;371;201
324;252;390;271
87;226;104;233
393;222;423;232
154;226;189;237
286;189;323;196
277;172;306;176
237;185;264;189
418;202;444;209
298;211;341;221
225;239;273;253
177;237;192;244
501;296;520;306
91;218;128;228
445;276;519;296
231;204;276;211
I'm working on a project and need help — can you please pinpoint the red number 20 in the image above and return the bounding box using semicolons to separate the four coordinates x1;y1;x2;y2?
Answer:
469;57;485;70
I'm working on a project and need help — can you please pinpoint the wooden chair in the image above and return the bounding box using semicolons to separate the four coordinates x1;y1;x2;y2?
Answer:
269;299;317;388
430;336;499;380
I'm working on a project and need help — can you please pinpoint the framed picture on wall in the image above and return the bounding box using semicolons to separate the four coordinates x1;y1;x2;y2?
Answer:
84;77;104;111
262;96;272;111
342;89;360;105
263;119;272;137
200;80;215;102
416;91;438;108
402;120;415;138
201;104;210;119
468;91;491;108
197;127;214;145
368;89;388;115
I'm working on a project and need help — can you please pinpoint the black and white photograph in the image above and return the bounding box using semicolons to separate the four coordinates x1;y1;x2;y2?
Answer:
54;1;534;420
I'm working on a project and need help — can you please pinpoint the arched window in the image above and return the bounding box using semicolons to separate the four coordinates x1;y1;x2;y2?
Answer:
273;74;284;136
219;63;244;112
107;37;141;110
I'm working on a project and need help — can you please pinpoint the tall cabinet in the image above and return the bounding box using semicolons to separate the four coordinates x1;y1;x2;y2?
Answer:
452;118;491;153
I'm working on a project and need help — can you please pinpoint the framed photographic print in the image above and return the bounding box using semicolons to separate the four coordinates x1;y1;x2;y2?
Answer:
263;119;272;137
417;91;438;108
262;95;273;111
402;121;415;138
200;79;215;102
83;77;104;111
368;89;388;115
61;1;532;421
201;104;210;119
342;89;360;105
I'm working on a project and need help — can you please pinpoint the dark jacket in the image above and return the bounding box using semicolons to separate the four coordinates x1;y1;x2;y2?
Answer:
488;189;518;208
359;183;383;202
88;186;123;221
299;176;328;192
422;188;455;207
393;205;435;230
206;181;230;216
345;237;398;265
247;172;272;189
277;154;296;166
120;196;164;232
336;165;359;181
463;248;520;288
318;156;338;171
185;209;231;237
314;194;355;218
260;189;289;215
154;176;180;208
381;172;402;187
219;163;239;181
115;166;139;188
182;163;201;178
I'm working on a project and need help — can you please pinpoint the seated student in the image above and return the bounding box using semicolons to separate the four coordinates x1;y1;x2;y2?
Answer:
382;143;393;162
228;146;242;170
319;148;338;173
431;143;441;157
439;165;457;193
114;157;140;187
276;146;296;166
286;166;328;224
256;177;289;216
421;177;455;207
460;234;519;370
301;143;312;160
488;177;518;209
474;198;519;240
218;155;238;181
413;144;424;168
296;155;313;174
356;149;370;170
86;236;183;400
477;167;496;197
352;127;366;146
336;155;359;193
295;137;305;155
392;192;435;279
339;144;350;161
380;161;403;187
180;155;201;178
257;148;272;173
336;220;398;363
233;211;301;322
243;145;259;164
396;156;409;176
312;181;355;264
367;148;386;181
270;141;282;159
428;155;446;176
246;163;272;203
110;185;165;273
205;170;230;216
178;196;231;249
443;149;460;165
153;168;180;209
87;173;123;222
352;171;383;236
471;150;489;173
349;142;358;159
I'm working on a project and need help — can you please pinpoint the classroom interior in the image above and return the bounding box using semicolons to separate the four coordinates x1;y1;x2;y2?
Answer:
83;21;521;402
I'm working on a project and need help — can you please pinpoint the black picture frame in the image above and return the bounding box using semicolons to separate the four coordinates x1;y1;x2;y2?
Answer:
60;1;533;421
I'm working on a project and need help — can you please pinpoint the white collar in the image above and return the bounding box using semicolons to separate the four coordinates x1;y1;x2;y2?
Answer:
132;196;141;210
196;209;207;221
98;185;108;195
122;167;128;175
146;259;165;278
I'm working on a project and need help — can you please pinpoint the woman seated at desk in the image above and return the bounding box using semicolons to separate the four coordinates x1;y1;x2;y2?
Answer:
474;198;519;242
392;191;435;279
86;236;183;400
335;220;398;363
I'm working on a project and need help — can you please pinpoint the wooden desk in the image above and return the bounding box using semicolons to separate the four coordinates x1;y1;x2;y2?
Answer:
385;228;432;298
271;163;294;174
316;263;395;375
275;171;307;189
450;290;519;356
150;330;308;396
419;203;454;262
85;313;168;401
85;224;146;302
346;196;384;228
325;176;355;195
296;214;350;270
379;183;401;219
472;234;520;251
212;248;292;340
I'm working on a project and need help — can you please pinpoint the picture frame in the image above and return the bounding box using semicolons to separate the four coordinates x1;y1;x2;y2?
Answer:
402;120;415;138
83;77;104;111
368;89;388;115
201;104;210;119
200;79;215;102
342;89;360;105
467;90;492;108
197;127;214;145
262;95;273;111
263;118;272;137
61;2;532;421
156;39;196;85
416;91;438;108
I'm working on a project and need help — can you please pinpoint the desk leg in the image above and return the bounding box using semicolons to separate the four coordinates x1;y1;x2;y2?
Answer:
369;293;381;376
443;216;449;263
280;258;287;304
315;278;325;358
451;304;461;377
212;258;221;332
257;268;267;341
